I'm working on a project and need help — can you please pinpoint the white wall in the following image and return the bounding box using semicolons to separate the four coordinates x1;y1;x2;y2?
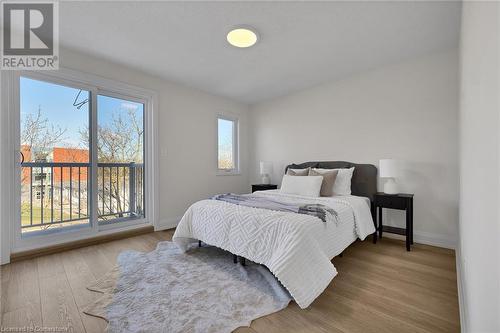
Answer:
0;67;6;264
56;48;250;228
249;50;459;248
459;1;500;332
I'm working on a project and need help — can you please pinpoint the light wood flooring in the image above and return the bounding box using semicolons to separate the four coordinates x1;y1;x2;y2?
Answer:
0;230;460;332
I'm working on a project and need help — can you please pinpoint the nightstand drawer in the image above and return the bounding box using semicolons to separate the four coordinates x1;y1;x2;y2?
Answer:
375;195;407;209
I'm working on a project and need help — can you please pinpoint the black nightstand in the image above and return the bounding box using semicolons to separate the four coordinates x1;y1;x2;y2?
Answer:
252;184;278;193
374;192;414;251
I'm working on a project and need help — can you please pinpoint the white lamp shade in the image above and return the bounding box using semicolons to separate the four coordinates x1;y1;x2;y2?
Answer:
379;159;399;178
260;161;273;175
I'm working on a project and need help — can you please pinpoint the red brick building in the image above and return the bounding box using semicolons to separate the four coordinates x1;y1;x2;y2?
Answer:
21;146;89;184
52;148;89;182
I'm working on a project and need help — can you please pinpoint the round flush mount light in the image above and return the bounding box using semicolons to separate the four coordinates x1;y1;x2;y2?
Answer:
226;27;258;48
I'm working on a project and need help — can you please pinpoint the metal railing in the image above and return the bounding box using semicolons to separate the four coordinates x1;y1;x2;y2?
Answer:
20;162;144;230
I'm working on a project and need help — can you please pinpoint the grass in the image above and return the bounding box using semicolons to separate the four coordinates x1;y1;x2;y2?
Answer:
21;203;80;226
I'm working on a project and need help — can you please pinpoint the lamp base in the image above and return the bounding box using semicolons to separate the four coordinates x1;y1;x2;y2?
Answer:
383;178;399;195
261;174;270;185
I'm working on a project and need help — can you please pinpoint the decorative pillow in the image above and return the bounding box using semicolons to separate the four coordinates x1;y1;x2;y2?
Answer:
312;167;355;195
280;175;323;197
309;169;338;197
286;167;310;176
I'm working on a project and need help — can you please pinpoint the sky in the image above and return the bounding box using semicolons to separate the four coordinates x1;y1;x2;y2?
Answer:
20;76;143;149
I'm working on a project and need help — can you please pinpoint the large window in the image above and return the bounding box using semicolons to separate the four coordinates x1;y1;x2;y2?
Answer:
217;115;239;174
16;72;153;242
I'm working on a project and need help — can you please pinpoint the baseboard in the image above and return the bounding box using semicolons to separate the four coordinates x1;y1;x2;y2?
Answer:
382;230;457;249
455;246;468;332
156;216;182;231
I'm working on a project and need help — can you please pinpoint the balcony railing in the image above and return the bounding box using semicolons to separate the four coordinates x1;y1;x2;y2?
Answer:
20;162;144;232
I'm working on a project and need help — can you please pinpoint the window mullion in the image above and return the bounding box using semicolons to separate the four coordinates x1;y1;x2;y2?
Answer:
90;87;99;232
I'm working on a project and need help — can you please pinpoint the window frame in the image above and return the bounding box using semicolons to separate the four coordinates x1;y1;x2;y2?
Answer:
2;68;158;257
96;91;147;226
216;114;240;175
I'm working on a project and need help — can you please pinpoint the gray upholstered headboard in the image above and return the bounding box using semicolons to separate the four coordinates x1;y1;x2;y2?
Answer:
285;161;378;202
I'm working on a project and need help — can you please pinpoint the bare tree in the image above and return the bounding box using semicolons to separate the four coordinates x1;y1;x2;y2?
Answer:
20;106;68;229
21;106;67;161
79;108;143;163
80;107;144;220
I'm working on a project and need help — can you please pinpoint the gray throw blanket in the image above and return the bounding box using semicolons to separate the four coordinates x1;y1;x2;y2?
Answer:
211;193;338;223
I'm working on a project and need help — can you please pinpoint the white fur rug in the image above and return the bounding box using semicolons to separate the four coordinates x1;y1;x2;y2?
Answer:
84;241;291;333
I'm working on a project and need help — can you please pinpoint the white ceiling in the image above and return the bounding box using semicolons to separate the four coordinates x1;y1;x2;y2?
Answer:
60;1;461;104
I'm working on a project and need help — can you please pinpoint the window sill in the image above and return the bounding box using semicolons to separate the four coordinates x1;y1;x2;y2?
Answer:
11;224;154;262
217;170;241;176
21;223;92;239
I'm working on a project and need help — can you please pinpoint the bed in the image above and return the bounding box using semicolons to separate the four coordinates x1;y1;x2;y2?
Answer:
173;161;377;309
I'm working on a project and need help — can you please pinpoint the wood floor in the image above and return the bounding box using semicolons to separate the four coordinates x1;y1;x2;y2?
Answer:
0;230;460;333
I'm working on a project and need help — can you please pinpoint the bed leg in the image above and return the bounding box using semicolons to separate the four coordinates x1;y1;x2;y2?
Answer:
233;254;238;264
371;202;377;244
240;257;246;266
198;240;202;247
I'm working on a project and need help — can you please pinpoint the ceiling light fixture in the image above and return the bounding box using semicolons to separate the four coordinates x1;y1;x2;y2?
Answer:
226;27;258;48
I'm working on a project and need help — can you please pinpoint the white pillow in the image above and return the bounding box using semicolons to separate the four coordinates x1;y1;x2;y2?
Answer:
280;175;323;197
312;167;355;195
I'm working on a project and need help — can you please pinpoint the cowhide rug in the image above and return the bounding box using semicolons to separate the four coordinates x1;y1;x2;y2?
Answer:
84;241;291;333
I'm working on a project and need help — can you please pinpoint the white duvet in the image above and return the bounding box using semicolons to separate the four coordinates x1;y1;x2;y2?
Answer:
173;190;375;308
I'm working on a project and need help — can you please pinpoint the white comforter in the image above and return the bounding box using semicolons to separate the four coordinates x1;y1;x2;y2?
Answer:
172;190;375;308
